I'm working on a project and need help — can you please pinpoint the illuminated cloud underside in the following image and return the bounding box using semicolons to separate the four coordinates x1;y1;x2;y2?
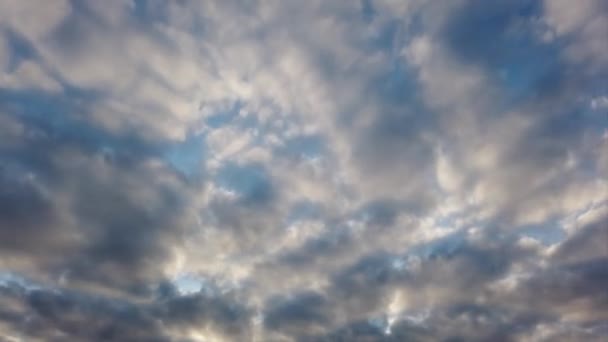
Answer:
0;0;606;341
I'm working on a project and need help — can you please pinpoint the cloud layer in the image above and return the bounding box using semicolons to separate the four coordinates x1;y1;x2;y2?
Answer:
0;0;607;341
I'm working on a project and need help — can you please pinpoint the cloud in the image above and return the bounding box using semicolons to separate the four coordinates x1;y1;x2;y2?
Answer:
542;0;608;69
0;275;253;341
0;0;606;340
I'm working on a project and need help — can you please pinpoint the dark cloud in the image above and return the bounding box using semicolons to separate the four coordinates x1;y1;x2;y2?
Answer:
0;278;253;341
264;291;330;338
156;292;252;339
0;98;191;294
552;215;608;264
215;162;275;206
0;165;56;249
0;281;167;341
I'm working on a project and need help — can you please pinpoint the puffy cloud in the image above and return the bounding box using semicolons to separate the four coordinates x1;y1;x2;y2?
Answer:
0;0;606;340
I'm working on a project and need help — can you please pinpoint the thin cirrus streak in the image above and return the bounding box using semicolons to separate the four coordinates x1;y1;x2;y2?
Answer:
0;0;606;341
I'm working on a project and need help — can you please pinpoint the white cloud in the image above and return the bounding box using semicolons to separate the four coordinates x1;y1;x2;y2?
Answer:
543;0;608;68
0;0;70;41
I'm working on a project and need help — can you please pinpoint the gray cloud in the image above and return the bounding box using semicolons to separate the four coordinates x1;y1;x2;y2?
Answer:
0;0;606;340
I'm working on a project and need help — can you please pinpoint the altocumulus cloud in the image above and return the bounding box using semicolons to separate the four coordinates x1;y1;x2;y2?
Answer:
0;0;607;341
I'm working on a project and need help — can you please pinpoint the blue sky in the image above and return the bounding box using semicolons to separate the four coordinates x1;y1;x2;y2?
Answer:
0;1;607;341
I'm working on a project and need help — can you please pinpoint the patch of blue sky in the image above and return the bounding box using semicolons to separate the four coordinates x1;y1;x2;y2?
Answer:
214;162;273;205
357;232;470;274
2;29;38;72
1;88;80;127
168;100;270;179
275;134;326;161
286;200;322;224
0;88;172;168
130;0;172;25
0;271;42;292
1;84;211;179
389;256;407;271
517;222;567;246
438;1;565;109
496;42;562;106
433;214;458;229
204;101;244;129
408;231;468;260
371;62;429;132
432;210;482;231
131;0;155;20
356;3;425;108
366;19;402;52
360;0;375;23
172;273;207;296
378;61;422;110
163;132;205;178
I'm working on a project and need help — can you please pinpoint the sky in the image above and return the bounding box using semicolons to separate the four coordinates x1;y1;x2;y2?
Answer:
0;0;607;341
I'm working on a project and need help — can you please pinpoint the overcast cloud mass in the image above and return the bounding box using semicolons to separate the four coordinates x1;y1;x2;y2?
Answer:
0;0;607;341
